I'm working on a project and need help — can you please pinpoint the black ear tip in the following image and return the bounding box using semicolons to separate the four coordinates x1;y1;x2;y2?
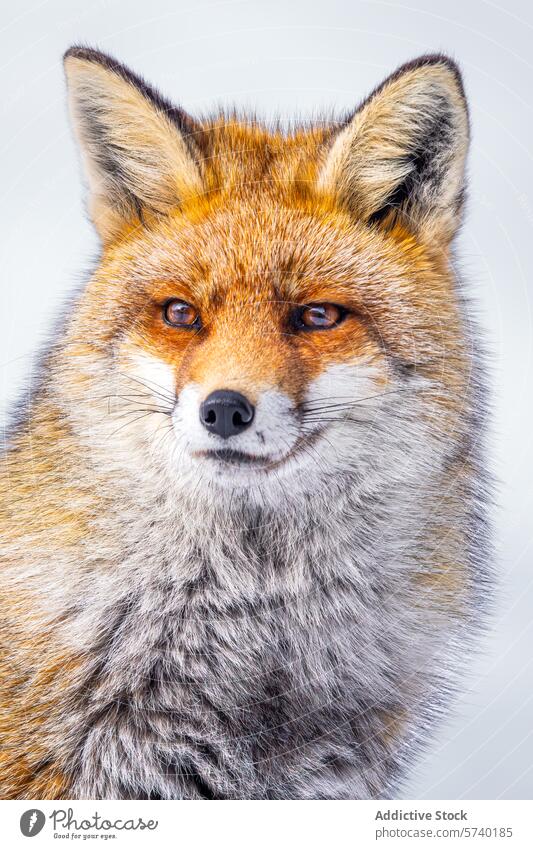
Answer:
65;45;100;64
355;53;467;122
397;53;465;96
63;45;125;73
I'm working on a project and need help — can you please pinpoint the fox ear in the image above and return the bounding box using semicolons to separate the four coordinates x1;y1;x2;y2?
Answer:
318;55;469;243
64;47;203;243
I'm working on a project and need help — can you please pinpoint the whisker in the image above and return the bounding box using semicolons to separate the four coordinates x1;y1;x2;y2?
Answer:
100;394;169;410
110;407;172;422
301;415;370;426
300;388;407;412
299;394;366;404
109;392;159;402
303;416;357;427
301;406;363;417
151;419;175;454
118;371;176;403
57;391;155;405
109;411;164;438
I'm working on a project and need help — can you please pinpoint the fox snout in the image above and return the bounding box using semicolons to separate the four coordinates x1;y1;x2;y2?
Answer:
199;390;255;439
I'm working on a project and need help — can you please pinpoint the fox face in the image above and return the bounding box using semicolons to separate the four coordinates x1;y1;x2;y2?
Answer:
59;48;469;504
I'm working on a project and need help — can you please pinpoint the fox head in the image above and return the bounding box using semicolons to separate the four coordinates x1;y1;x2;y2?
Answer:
58;47;471;507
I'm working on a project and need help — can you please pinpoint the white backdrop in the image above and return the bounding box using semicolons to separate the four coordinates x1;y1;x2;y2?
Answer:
1;0;532;799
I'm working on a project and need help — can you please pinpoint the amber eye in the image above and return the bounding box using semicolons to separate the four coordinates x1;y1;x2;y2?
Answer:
293;303;346;331
163;299;200;328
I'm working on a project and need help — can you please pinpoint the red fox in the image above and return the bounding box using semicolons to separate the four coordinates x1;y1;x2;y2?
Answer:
0;47;490;799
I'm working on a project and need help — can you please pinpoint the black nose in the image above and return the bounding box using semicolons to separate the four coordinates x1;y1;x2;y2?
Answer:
199;390;255;439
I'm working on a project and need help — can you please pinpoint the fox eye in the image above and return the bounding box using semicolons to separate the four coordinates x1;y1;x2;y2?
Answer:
293;303;346;330
163;299;200;328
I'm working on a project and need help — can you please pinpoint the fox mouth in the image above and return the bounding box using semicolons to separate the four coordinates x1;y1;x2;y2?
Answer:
197;448;271;467
192;429;325;472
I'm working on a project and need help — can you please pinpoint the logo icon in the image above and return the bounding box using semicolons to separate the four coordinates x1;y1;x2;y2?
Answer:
20;809;46;837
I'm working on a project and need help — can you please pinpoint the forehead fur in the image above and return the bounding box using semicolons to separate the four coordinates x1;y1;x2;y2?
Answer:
194;114;335;196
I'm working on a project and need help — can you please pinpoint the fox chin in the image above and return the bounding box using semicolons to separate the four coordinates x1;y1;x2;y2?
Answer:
0;47;491;800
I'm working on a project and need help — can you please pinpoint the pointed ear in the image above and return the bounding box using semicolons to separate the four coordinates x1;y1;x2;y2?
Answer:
318;55;469;244
64;47;204;243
